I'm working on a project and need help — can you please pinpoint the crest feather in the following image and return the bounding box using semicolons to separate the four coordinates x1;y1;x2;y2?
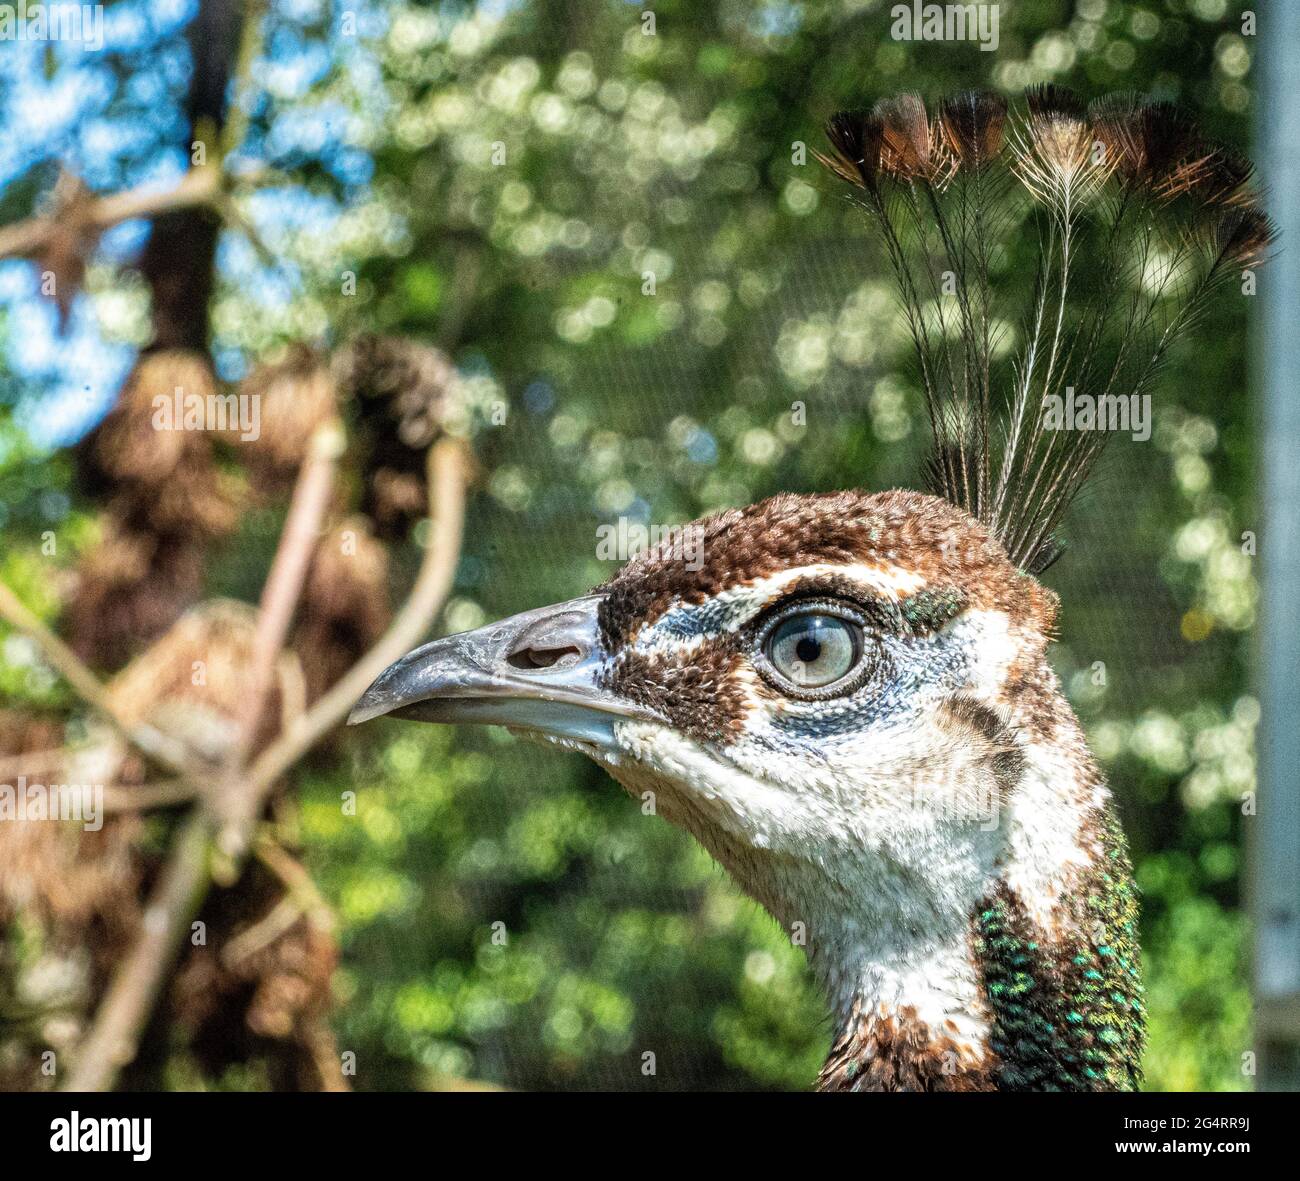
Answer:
819;87;1274;573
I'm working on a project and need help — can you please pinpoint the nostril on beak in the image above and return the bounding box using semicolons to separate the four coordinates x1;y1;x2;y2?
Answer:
506;644;582;671
502;608;593;672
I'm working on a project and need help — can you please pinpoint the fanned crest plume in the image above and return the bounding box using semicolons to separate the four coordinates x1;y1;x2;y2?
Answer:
817;87;1275;574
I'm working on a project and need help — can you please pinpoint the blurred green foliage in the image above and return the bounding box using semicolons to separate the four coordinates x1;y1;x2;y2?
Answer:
1;0;1263;1090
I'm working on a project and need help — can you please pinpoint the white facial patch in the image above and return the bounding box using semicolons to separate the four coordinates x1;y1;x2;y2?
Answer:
946;608;1018;706
607;714;1003;1059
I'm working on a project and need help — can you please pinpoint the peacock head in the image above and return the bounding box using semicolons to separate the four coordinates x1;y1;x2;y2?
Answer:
348;490;1062;959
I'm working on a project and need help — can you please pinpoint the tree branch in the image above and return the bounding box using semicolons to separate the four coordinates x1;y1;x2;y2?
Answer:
61;812;212;1091
209;417;344;873
0;167;223;261
101;780;196;813
227;419;344;773
223;831;336;967
60;436;471;1092
244;436;472;793
253;830;335;934
0;582;198;777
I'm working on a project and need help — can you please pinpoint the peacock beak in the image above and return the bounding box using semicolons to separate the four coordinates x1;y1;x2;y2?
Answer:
347;594;660;747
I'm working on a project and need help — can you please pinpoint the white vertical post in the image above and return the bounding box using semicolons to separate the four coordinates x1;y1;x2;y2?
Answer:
1256;0;1300;1090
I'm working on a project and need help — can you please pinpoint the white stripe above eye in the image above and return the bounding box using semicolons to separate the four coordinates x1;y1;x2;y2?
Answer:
631;562;929;653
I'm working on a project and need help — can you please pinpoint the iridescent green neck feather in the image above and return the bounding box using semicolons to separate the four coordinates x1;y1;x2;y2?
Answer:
975;809;1145;1091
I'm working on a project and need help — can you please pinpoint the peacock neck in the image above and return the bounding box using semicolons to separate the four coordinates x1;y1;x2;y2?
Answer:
814;717;1145;1092
970;804;1145;1091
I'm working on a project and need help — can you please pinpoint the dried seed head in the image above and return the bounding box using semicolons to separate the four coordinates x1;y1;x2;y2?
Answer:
93;350;215;482
66;526;206;670
236;344;338;476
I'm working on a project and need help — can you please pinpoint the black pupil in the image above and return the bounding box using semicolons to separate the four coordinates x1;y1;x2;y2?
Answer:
795;635;822;663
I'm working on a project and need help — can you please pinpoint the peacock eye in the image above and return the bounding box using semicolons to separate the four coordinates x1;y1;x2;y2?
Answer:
763;611;863;692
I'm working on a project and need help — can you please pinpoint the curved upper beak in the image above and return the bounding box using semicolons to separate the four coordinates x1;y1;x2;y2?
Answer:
348;595;659;748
